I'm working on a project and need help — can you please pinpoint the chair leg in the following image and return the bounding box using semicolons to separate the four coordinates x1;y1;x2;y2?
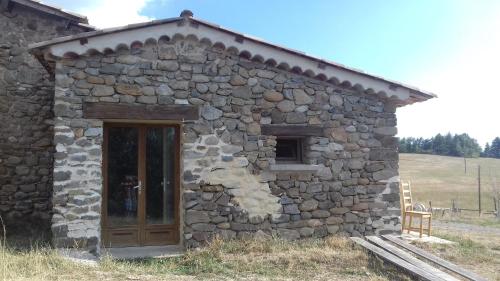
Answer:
401;212;406;232
408;215;412;234
428;216;432;237
419;216;423;238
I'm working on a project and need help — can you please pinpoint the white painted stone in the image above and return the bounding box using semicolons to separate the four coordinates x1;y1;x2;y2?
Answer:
156;84;173;96
317;165;333;180
175;99;189;105
260;117;272;125
328;143;344;151
56;143;66;152
201;105;223;121
183;133;281;218
310;145;328;152
295;105;308;112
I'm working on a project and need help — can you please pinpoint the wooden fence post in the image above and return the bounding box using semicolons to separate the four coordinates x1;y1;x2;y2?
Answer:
495;197;500;219
497;198;500;219
464;157;467;174
478;165;482;216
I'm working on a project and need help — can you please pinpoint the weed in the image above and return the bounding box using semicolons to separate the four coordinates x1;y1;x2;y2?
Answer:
0;235;395;281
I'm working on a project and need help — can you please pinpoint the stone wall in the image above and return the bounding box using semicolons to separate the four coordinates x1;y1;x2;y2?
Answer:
0;5;88;236
51;36;401;252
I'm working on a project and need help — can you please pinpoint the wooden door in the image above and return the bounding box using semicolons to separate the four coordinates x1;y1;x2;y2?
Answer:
102;124;180;247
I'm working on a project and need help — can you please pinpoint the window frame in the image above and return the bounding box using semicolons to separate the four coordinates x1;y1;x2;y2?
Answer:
275;136;304;164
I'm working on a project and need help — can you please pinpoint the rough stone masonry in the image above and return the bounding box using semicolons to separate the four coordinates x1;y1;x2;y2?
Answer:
0;2;90;235
49;34;402;252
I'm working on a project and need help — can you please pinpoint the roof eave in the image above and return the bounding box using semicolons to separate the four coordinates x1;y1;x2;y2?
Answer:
189;18;437;105
9;0;89;24
29;17;183;50
28;15;436;106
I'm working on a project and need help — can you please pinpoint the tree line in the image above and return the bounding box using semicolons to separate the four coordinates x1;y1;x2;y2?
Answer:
399;133;500;158
483;137;500;158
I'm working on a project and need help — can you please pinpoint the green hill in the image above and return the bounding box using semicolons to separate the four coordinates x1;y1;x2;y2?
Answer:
399;153;500;211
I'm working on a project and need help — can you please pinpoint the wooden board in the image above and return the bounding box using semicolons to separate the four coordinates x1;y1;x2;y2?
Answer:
382;235;488;281
351;237;446;281
261;124;323;136
83;102;199;121
366;236;459;281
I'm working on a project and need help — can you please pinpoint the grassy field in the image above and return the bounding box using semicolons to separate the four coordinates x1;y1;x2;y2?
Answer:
417;228;500;281
0;236;407;281
399;153;500;211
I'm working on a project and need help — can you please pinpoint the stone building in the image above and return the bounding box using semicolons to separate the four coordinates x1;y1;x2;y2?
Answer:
4;3;434;255
0;0;92;235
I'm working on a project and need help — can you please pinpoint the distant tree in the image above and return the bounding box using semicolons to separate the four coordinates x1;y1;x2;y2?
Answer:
399;133;482;158
399;138;408;153
452;133;481;157
422;138;433;153
444;133;454;155
482;142;491;157
490;137;500;158
432;134;446;155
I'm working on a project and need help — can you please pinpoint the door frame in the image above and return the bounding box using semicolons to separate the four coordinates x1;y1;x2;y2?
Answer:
101;122;181;247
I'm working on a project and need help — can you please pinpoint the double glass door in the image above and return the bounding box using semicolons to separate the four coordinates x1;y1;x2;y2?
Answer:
102;124;179;247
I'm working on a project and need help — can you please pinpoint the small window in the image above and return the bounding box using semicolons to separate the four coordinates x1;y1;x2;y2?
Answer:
275;137;303;163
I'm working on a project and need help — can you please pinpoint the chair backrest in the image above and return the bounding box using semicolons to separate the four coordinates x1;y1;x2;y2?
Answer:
400;181;413;212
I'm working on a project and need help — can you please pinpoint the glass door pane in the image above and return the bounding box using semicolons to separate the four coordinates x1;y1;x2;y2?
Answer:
146;127;176;225
107;127;139;226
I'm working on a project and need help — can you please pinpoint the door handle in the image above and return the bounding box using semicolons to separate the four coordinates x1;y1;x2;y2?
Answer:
133;180;142;195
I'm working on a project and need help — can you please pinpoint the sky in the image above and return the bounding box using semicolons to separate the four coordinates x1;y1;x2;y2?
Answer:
45;0;500;147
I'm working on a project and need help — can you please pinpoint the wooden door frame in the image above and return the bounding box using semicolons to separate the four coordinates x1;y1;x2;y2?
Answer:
102;122;181;247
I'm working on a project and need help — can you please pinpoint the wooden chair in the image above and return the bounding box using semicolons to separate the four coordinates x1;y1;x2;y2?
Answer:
400;181;432;238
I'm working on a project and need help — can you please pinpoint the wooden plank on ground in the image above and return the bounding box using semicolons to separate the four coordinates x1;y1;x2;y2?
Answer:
366;236;459;281
83;102;199;121
350;237;446;281
382;235;488;281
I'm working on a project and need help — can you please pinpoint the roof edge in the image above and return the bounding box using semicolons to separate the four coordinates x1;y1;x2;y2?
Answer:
8;0;89;24
190;18;437;103
28;14;436;106
29;17;183;49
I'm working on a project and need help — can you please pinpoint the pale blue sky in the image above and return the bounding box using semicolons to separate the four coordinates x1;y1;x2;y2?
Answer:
46;0;500;146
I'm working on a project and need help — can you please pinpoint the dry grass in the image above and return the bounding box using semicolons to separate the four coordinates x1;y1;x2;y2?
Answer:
400;153;500;280
414;230;500;281
0;235;401;281
434;212;500;228
400;153;500;210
